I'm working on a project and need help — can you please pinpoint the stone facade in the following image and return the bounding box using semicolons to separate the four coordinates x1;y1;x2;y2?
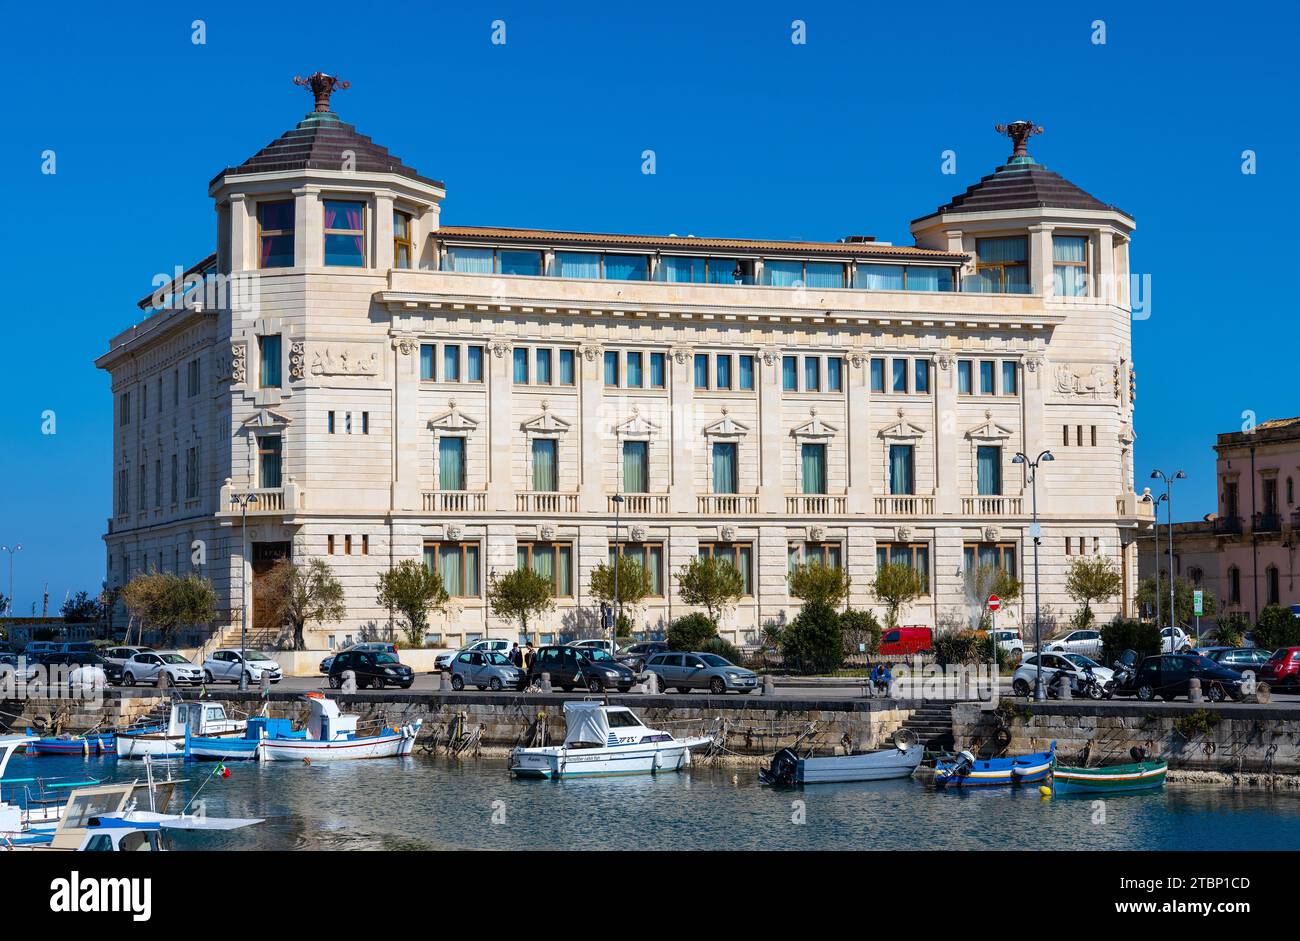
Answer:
98;89;1150;649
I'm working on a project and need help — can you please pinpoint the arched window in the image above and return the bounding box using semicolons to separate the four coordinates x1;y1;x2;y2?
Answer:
1227;566;1241;605
1188;566;1203;586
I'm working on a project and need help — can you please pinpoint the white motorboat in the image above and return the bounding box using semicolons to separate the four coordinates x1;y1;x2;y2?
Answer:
117;702;246;759
759;731;924;786
257;693;421;761
509;701;715;779
0;735;37;840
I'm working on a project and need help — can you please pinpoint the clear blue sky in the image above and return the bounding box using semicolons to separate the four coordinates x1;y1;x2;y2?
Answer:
1;1;1295;614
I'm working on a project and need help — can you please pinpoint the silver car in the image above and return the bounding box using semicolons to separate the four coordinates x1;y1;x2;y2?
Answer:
449;650;524;691
203;648;283;685
645;651;758;695
121;651;204;687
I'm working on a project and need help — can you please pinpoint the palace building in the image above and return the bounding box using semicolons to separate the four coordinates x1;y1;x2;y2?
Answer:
99;74;1151;649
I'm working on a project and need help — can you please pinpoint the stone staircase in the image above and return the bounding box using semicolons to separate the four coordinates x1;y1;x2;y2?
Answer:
898;701;956;754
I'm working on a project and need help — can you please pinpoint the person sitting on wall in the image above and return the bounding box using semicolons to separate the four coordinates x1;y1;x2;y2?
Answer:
874;663;893;697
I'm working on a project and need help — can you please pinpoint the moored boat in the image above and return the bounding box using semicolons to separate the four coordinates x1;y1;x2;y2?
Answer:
1052;759;1167;795
934;742;1056;788
186;717;306;761
510;701;715;779
760;731;923;786
256;694;421;761
26;733;116;757
117;702;246;759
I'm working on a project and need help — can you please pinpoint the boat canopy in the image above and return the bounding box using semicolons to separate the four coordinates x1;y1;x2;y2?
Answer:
0;735;37;778
304;694;359;741
563;701;611;747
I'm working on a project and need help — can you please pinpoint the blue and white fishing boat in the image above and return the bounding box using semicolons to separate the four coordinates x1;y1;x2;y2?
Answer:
26;733;116;757
934;742;1056;788
185;717;306;761
256;694;421;762
117;702;246;759
509;701;715;779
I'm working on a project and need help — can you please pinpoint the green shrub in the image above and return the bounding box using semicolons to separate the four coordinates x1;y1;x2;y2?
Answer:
839;608;882;659
1254;605;1300;651
1213;612;1250;648
699;636;744;666
666;612;717;651
934;630;985;666
781;601;844;674
1100;618;1161;665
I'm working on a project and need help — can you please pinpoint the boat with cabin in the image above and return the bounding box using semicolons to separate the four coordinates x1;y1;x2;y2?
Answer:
116;702;246;759
759;731;923;786
256;693;421;761
1;734;107;839
934;742;1057;788
186;716;306;761
509;701;715;779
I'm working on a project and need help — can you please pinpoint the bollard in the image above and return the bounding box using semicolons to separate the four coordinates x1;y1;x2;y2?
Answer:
1188;677;1203;703
341;669;357;693
261;671;271;695
762;674;776;697
429;671;443;692
156;670;170;689
643;672;659;695
1057;674;1071;700
540;671;552;694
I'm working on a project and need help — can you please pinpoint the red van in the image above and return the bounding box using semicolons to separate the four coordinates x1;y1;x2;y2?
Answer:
879;626;933;657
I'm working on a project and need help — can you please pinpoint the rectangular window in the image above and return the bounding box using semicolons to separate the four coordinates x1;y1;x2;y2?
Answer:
448;246;494;273
660;256;743;284
327;410;335;434
876;543;930;593
185;446;199;499
801;443;827;494
137;464;145;513
141;385;147;421
827;357;843;392
622;440;649;493
979;360;995;395
362;535;369;555
791;542;842;570
804;356;820;392
973;236;1029;294
738;354;755;390
154;459;162;508
117;468;128;514
626;351;644;388
1001;361;1018;396
610;543;665;596
323;199;366;267
1063;425;1070;447
888;444;914;495
782;356;797;391
425;541;481;597
170;454;178;505
870;358;885;393
604;350;620;387
962;543;1017;576
420;344;435;380
258;435;282;489
531;439;558;491
439;437;466;490
712;442;738;494
1091;425;1097;447
1052;235;1088;297
187;359;201;398
535;347;552;385
891;359;908;393
257;200;294;268
513;347;529;384
327;535;335;555
855;264;904;291
650;352;667;389
957;360;972;395
258;334;282;388
555;251;601;279
715;355;732;390
694;354;710;390
344;412;352;434
914;359;929;394
120;391;131;426
393;211;413;269
1076;425;1084;447
977;445;1002;496
498;250;542;276
443;344;461;382
558;348;576;385
603;254;649;281
467;345;484;382
699;542;753;595
344;535;352;555
517;542;573;597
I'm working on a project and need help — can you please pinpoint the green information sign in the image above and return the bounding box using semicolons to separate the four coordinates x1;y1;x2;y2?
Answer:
1193;590;1204;617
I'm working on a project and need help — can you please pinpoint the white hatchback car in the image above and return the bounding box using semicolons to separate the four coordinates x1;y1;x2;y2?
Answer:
203;648;283;685
120;651;204;687
1012;651;1114;697
1045;629;1103;656
1160;626;1193;653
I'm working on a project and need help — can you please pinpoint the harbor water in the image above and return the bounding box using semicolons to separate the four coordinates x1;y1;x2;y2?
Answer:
8;752;1300;851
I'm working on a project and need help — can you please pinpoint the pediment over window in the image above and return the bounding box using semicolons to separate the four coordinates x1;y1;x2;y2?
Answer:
702;412;750;440
791;413;838;440
877;410;925;441
521;405;571;434
240;408;292;429
428;405;479;433
613;410;660;439
965;412;1014;442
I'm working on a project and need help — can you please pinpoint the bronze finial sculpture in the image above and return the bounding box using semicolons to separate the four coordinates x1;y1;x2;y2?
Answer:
994;121;1044;158
293;72;350;113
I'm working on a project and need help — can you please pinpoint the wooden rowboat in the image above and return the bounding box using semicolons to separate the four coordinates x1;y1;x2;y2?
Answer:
1052;759;1167;795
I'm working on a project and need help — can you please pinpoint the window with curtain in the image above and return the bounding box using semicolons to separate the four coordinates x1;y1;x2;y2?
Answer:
604;351;620;387
258;334;282;388
531;438;558;491
650;352;666;388
806;262;844;288
622;440;648;493
855;264;904;291
513;347;529;384
699;542;753;595
782;356;797;391
1228;566;1240;603
694;354;709;389
517;542;572;596
498;250;542;276
870;358;885;393
555;252;601;279
611;543;664;596
626;352;643;388
957;360;972;394
438;437;466;490
448;246;494;273
258;435;282;489
903;266;952;292
257;201;294;269
443;344;460;382
891;359;907;393
393;211;412;268
425;542;480;597
876;543;929;592
1052;235;1088;296
963;543;1016;575
558;348;576;385
791;542;842;570
914;359;929;393
420;344;435;381
976;445;1002;495
660;256;707;283
604;254;649;281
467;346;484;382
973;236;1029;294
1001;361;1018;395
764;259;803;286
739;355;755;390
827;357;842;392
712;442;738;493
804;356;820;391
980;360;996;394
801;443;827;494
889;444;914;495
323;200;365;267
715;355;732;390
535;348;552;385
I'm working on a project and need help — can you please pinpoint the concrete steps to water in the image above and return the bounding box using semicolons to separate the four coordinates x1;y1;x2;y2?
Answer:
899;702;956;752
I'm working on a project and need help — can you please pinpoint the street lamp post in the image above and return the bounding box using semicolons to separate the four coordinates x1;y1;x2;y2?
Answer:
611;495;624;658
1148;492;1167;634
1012;450;1054;701
0;545;21;617
1151;470;1186;651
229;494;260;690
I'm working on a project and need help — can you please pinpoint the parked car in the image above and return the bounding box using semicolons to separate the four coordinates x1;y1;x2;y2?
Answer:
120;651;204;687
528;645;635;692
991;629;1023;657
327;649;414;689
644;651;758;695
203;649;283;685
618;641;670;672
320;642;399;674
0;653;39;683
434;639;514;672
1011;652;1114;697
1046;629;1103;655
1198;647;1274;672
59;641;99;657
104;645;155;668
449;651;525;691
569;639;616;654
22;641;63;659
1160;626;1194;653
1115;653;1245;702
1259;647;1300;688
879;626;933;657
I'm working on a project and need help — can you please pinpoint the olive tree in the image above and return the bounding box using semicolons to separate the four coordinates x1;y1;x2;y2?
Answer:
255;558;346;650
1065;555;1123;629
788;561;852;609
675;555;744;629
872;562;924;630
376;559;449;646
487;567;555;640
588;556;652;637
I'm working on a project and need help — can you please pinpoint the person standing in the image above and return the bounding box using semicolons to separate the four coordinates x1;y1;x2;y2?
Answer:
509;642;522;669
523;642;536;673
